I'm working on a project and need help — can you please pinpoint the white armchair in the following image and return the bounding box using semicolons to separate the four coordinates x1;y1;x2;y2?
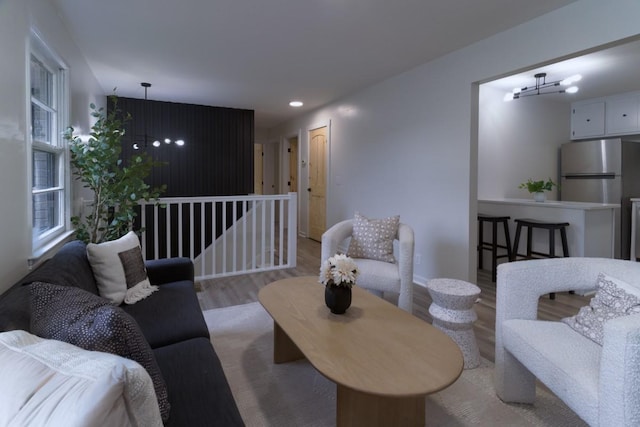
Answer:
495;257;640;427
321;219;414;312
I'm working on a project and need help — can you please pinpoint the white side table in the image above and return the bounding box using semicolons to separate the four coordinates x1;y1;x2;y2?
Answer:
426;278;481;369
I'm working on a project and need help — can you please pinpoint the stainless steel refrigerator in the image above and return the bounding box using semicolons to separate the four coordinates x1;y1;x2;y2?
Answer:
560;138;640;259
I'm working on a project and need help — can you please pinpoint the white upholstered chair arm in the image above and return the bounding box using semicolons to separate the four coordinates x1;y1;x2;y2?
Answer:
397;223;415;312
496;258;627;324
599;313;640;426
320;219;354;262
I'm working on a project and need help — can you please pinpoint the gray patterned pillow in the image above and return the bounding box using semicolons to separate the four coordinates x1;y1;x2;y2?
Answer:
562;273;640;345
30;282;170;422
347;212;399;263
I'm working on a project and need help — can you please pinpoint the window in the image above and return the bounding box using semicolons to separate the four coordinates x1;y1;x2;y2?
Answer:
30;35;69;253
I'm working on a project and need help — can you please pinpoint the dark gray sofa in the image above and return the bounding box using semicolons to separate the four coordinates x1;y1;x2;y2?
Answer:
0;240;244;427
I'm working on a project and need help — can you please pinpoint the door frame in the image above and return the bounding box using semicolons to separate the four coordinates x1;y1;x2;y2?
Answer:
283;131;301;236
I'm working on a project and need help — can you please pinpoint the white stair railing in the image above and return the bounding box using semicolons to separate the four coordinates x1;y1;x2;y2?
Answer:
138;193;297;281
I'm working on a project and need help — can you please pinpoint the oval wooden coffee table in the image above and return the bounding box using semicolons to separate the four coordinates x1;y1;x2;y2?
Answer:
258;276;463;427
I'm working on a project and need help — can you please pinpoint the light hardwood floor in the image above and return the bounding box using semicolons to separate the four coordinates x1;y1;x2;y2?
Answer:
197;237;590;363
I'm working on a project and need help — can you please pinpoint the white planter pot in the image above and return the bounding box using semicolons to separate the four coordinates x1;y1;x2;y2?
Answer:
533;192;546;202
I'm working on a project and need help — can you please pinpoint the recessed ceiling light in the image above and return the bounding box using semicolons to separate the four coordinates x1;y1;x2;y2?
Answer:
289;101;303;107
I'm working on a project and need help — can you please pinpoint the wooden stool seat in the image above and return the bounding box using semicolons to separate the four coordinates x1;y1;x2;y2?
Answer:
512;218;570;299
477;214;512;282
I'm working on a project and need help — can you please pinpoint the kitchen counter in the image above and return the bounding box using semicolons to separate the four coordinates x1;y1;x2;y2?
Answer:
480;198;619;210
478;198;619;259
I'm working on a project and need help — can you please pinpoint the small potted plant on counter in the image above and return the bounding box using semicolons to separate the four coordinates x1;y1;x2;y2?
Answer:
518;178;556;202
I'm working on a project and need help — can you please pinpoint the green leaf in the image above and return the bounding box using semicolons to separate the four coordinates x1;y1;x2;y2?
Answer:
69;93;166;243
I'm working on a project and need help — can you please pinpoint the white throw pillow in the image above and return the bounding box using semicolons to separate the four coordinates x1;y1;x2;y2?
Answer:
562;272;640;345
0;330;162;427
87;231;158;305
347;212;399;263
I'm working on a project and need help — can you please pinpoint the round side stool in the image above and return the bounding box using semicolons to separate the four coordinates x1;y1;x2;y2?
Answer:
426;278;481;369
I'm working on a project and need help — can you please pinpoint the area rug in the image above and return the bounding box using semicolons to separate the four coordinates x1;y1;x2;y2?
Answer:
203;302;587;427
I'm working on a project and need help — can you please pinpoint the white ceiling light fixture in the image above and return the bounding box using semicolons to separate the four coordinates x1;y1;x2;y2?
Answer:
289;100;303;107
503;72;581;101
133;82;186;149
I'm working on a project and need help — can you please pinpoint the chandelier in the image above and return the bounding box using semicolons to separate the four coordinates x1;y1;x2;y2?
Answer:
132;82;185;150
504;73;581;101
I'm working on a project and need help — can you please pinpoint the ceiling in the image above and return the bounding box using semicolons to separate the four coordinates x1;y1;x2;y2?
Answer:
52;0;581;130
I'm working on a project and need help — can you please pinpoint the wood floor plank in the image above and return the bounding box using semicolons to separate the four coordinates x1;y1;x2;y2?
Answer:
197;237;590;363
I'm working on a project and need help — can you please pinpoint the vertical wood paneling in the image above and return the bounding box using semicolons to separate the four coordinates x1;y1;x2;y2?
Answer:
112;96;254;198
112;96;254;254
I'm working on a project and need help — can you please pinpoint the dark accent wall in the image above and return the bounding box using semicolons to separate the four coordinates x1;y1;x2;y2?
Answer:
109;96;254;258
112;96;254;197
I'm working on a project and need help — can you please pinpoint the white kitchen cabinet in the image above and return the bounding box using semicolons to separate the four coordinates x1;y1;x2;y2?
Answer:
571;101;605;139
606;93;640;135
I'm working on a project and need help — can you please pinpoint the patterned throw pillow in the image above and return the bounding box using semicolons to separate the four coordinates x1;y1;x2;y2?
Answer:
87;231;158;305
30;282;170;422
562;273;640;345
347;212;399;263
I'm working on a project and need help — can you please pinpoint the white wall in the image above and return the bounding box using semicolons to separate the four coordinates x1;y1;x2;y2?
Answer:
270;0;640;284
478;85;569;200
0;0;103;293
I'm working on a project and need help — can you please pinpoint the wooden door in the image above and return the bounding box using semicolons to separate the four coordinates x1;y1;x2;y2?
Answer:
308;127;327;241
254;144;263;194
289;136;298;192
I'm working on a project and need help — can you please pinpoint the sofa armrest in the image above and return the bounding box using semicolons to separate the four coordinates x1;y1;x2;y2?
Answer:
397;223;414;279
599;312;640;426
145;258;194;285
498;258;609;324
321;220;354;262
397;223;415;312
497;257;640;324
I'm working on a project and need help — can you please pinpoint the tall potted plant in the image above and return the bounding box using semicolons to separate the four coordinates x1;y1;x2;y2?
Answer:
64;95;166;243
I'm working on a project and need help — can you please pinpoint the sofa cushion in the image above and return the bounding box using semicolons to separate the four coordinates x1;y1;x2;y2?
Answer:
503;319;601;426
0;329;163;427
87;231;158;305
18;240;99;294
154;337;244;427
30;282;170;422
0;240;98;332
347;212;399;263
121;280;210;348
562;272;640;345
353;258;400;292
0;282;32;332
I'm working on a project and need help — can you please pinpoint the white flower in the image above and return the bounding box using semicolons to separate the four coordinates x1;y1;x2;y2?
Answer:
319;253;359;288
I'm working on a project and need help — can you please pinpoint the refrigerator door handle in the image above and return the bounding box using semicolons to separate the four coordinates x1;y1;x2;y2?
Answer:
563;173;617;179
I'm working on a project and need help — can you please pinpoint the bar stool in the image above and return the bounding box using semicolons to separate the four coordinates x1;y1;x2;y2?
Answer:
512;218;570;299
477;214;512;282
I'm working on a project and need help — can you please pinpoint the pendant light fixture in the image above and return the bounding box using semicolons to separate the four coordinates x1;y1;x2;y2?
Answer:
132;82;185;150
504;73;581;101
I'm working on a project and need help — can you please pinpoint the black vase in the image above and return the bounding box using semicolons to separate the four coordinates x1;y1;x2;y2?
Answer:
324;284;352;314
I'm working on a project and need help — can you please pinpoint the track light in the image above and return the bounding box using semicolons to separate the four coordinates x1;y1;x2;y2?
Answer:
132;82;186;149
504;73;581;101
